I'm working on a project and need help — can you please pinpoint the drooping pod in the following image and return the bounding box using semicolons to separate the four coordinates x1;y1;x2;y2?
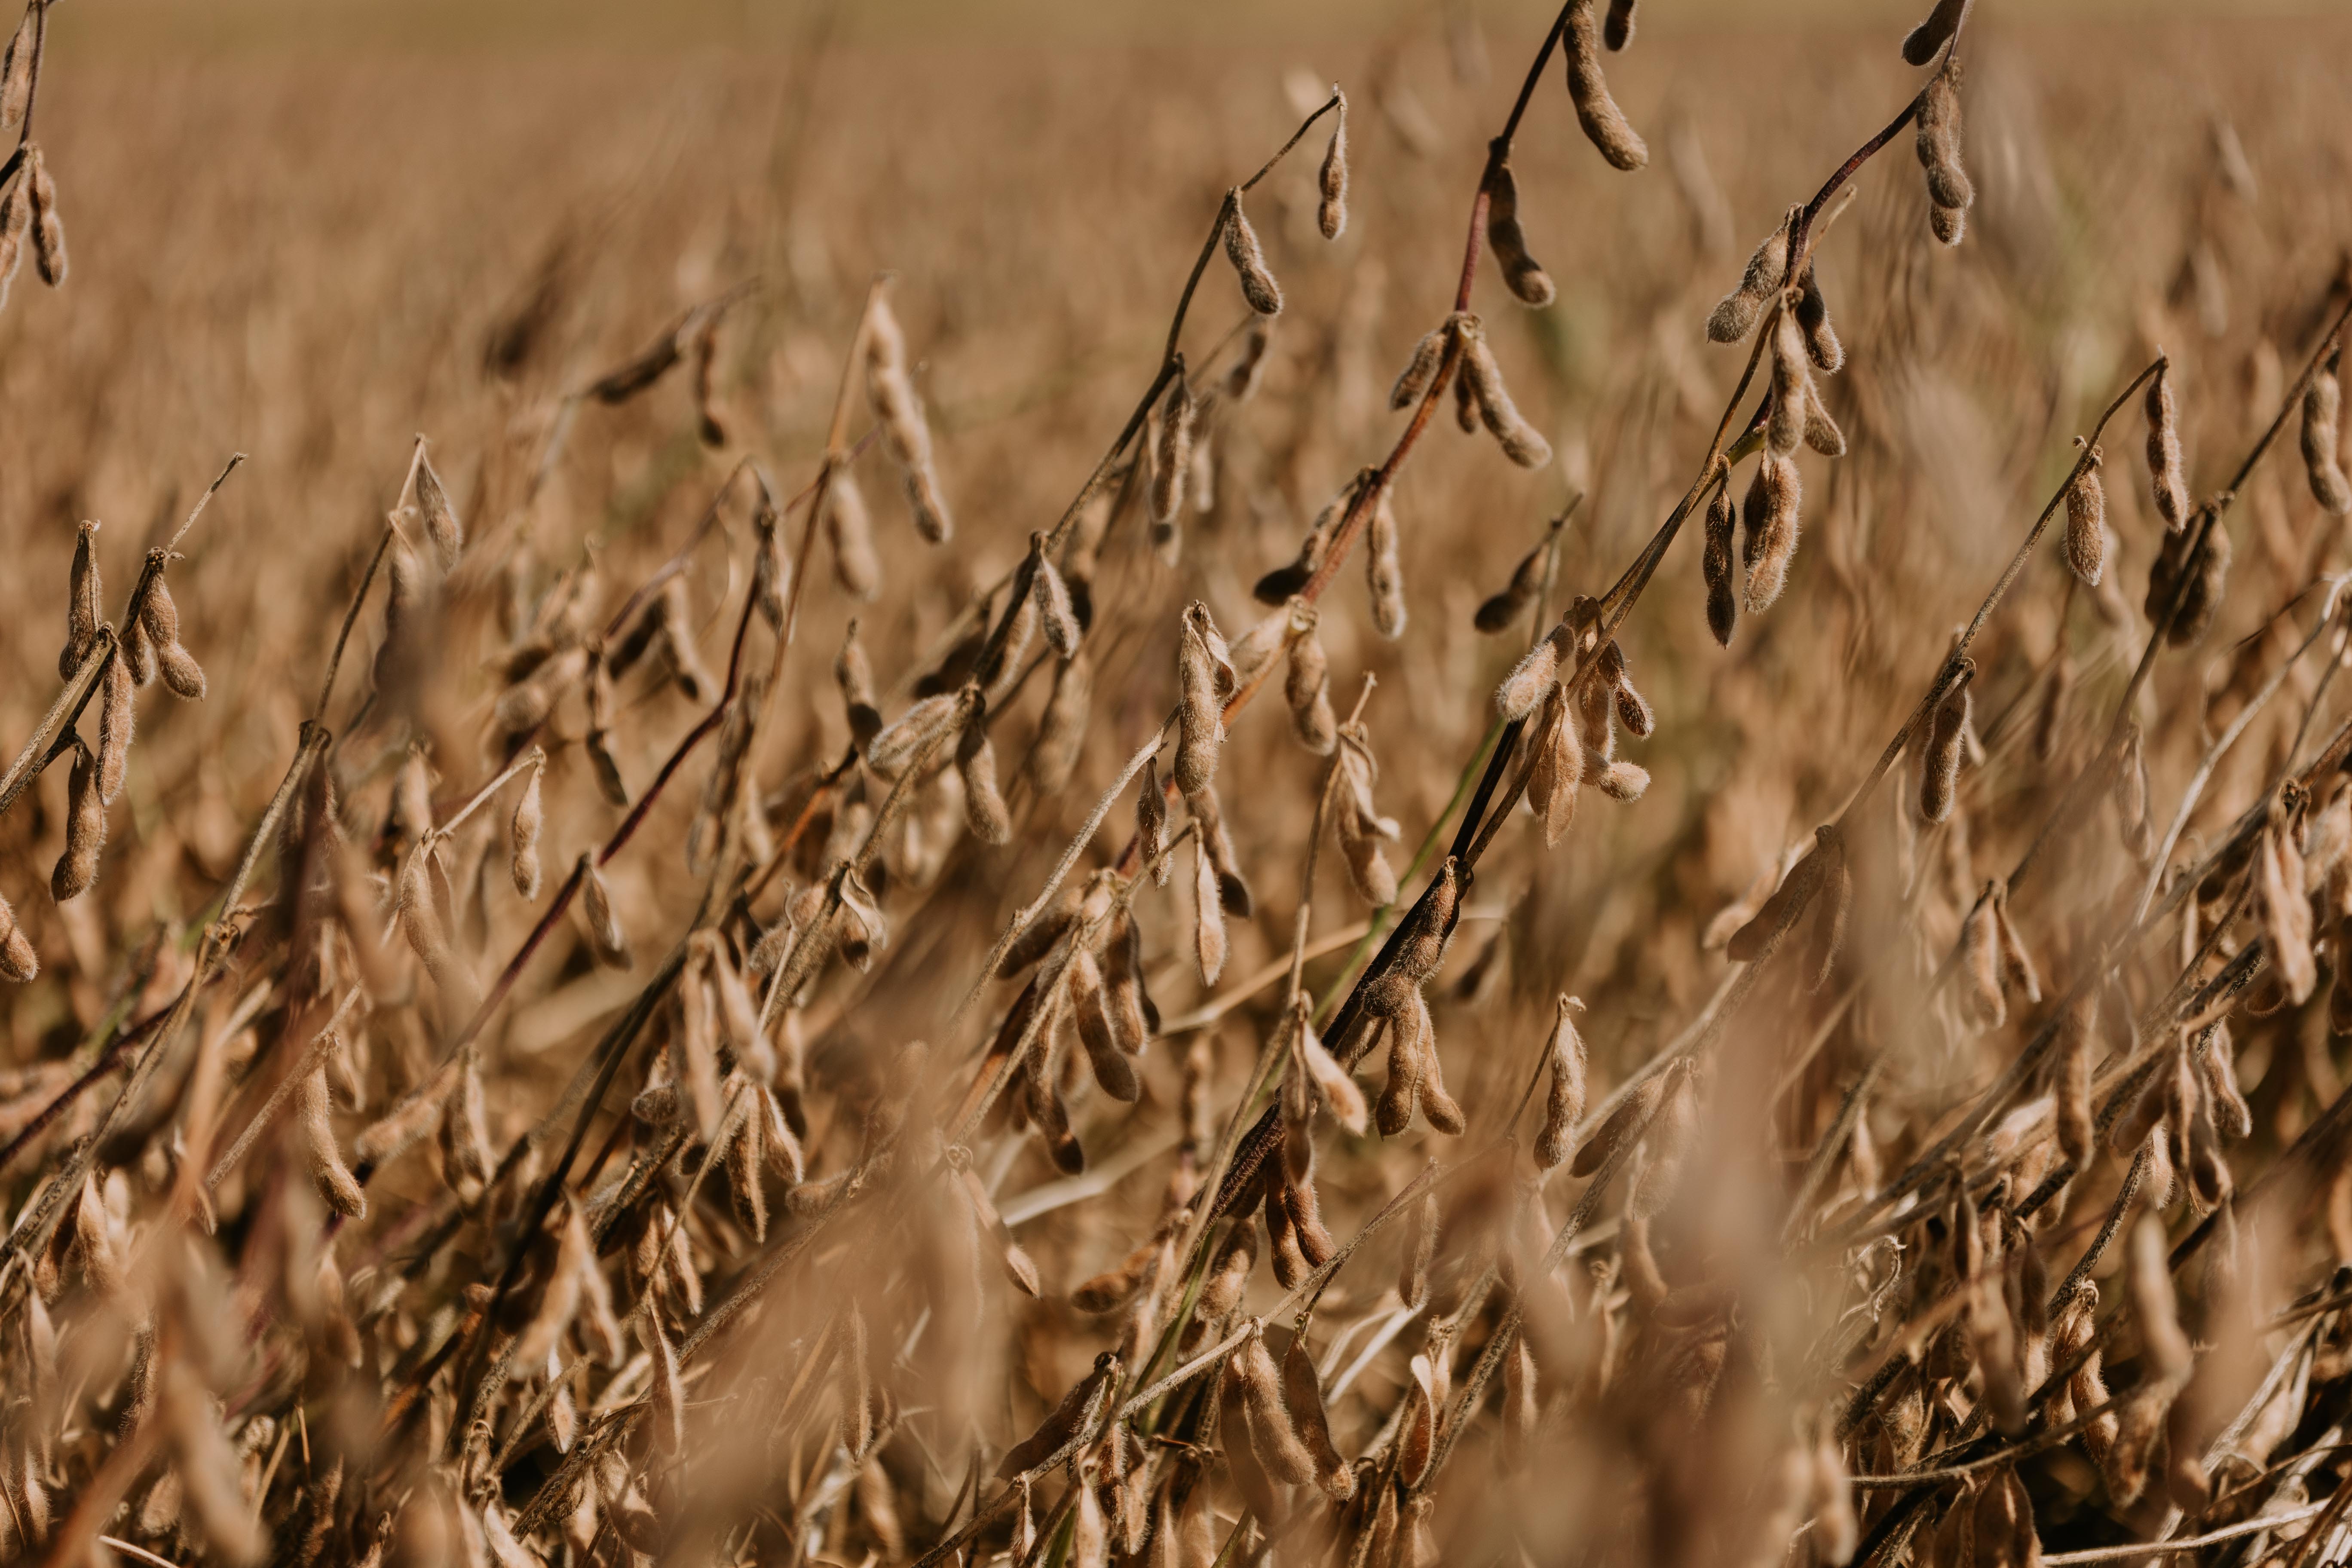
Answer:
1317;93;1350;240
1918;659;1975;824
1482;152;1555;308
1708;211;1792;345
1457;316;1553;468
1223;193;1283;316
2063;444;2108;585
1702;478;1738;646
1914;60;1973;245
2302;353;2352;514
2145;360;2189;530
59;518;99;680
1562;0;1648;170
1740;454;1803;612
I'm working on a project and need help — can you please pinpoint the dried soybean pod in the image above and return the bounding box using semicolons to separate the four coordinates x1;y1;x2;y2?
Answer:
27;143;63;287
1391;321;1451;410
580;855;631;968
1919;660;1974;824
2063;445;2108;585
416;452;464;568
1476;536;1549;634
97;649;133;804
1366;485;1408;637
510;752;545;900
1604;0;1636;49
2128;1216;2191;1380
1223;194;1283;316
1318;93;1349;240
1235;1326;1317;1486
824;467;882;602
1151;375;1196;526
1193;836;1227;986
2145;359;2188;530
1562;0;1647;170
51;738;103;902
1740;454;1802;613
957;717;1013;846
1708;213;1792;344
298;1067;367;1219
1282;1333;1355;1500
1482;153;1556;309
0;12;32;131
1767;305;1812;457
1070;951;1139;1103
1726;827;1835;962
1534;995;1589;1169
1914;61;1974;214
2056;990;2097;1167
1571;1070;1665;1178
1174;603;1224;795
60;519;99;679
2302;354;2352;514
1285;605;1338;754
1703;478;1738;646
1902;0;1968;64
1795;264;1844;374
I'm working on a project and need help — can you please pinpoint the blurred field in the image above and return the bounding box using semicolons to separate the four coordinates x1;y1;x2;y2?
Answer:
1;0;2351;1562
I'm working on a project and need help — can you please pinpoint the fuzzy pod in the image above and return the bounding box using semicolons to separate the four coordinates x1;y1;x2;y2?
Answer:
1367;485;1409;637
1137;754;1169;878
1152;375;1197;526
1030;646;1093;796
1726;829;1837;962
1072;1231;1164;1315
1740;453;1803;612
1563;0;1647;169
1232;1326;1317;1486
1032;545;1083;658
1318;98;1350;240
580;855;631;968
0;887;34;981
753;500;791;631
50;738;104;902
297;1066;367;1218
2128;1215;2192;1380
2202;1027;2253;1139
27;144;62;287
824;467;882;602
1070;950;1140;1103
155;637;208;701
510;756;545;900
1529;688;1585;845
1918;662;1973;824
1915;62;1974;214
1282;1333;1356;1500
867;691;961;776
59;518;99;680
2145;362;2189;530
2056;991;2097;1168
656;576;717;703
1496;621;1569;720
2146;511;2230;647
2302;362;2352;514
1192;835;1227;986
416;454;464;568
1767;306;1813;458
1795;264;1845;374
957;717;1013;846
1483;155;1556;308
1390;321;1451;410
0;12;31;130
1175;602;1225;796
1708;214;1792;344
1701;480;1739;646
1534;995;1589;1169
1571;1069;1664;1178
1604;0;1637;48
1223;196;1283;316
1285;617;1338;755
2063;448;2108;585
1459;319;1554;468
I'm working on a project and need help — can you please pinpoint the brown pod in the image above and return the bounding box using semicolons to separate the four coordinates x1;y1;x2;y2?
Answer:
1604;0;1637;49
2128;1216;2191;1380
957;717;1013;846
1571;1070;1665;1177
1192;835;1227;986
1458;318;1554;468
1767;306;1812;458
2063;447;2108;585
1175;602;1225;796
1223;196;1283;316
1902;0;1968;64
996;893;1070;980
2056;991;2097;1167
60;519;99;680
1918;661;1974;824
416;453;464;568
1914;62;1974;214
580;855;632;968
1726;826;1834;962
1151;376;1196;526
1367;485;1409;638
2301;361;2352;514
28;144;64;287
2145;362;2189;530
0;12;32;131
1795;264;1844;374
510;755;545;900
1318;97;1350;240
1482;155;1556;309
1740;454;1803;612
1070;950;1139;1102
1195;1222;1259;1323
1534;996;1589;1169
1285;618;1338;755
1282;1334;1356;1500
1029;645;1092;796
298;1066;367;1219
1476;538;1549;634
1390;321;1451;411
1033;546;1083;658
1072;1231;1164;1315
1217;1356;1284;1526
1375;1011;1422;1138
1702;480;1738;646
1708;214;1792;344
51;739;104;902
823;467;882;602
1562;0;1647;170
1235;1326;1317;1485
1495;621;1568;720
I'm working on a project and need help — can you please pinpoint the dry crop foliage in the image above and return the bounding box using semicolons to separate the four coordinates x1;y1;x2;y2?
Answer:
3;0;2352;1565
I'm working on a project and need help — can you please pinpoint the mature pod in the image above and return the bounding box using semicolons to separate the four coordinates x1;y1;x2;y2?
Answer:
1234;1326;1317;1486
1563;0;1647;170
1726;827;1834;962
510;756;544;900
1;887;45;980
94;653;132;808
1703;480;1738;646
27;144;62;287
1496;621;1568;720
59;519;99;680
580;855;631;968
0;12;32;131
2145;362;2189;530
1534;995;1589;1169
824;468;882;602
1175;602;1225;796
1708;213;1792;344
51;739;103;901
1318;96;1350;240
1070;951;1139;1103
1193;836;1227;986
1767;304;1814;458
1223;196;1283;316
1282;1334;1356;1499
298;1067;367;1218
752;490;790;630
1795;263;1844;374
2302;358;2352;514
1458;318;1553;468
1483;153;1555;308
1032;542;1082;658
1919;662;1973;823
1391;321;1451;410
1604;0;1637;49
2146;511;2230;646
1476;537;1549;634
957;716;1012;845
2128;1215;2192;1381
1915;61;1973;233
1367;484;1409;637
2063;447;2108;585
1152;375;1196;526
1572;1071;1664;1178
2056;991;2097;1167
416;453;464;568
1741;453;1802;612
867;297;955;543
1285;609;1338;754
1030;646;1092;795
1902;0;1969;64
